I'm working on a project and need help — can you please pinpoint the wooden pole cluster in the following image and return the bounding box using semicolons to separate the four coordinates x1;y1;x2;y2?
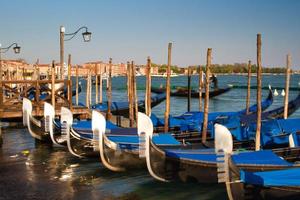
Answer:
35;59;40;113
51;60;55;108
106;58;112;120
132;61;138;124
75;65;79;106
86;67;91;108
95;64;98;104
284;54;291;119
187;67;192;112
127;61;130;102
128;61;134;126
89;66;92;107
127;61;138;126
164;42;172;132
198;66;203;111
67;54;73;110
145;56;152;116
246;60;252;114
201;48;212;143
99;64;103;104
60;26;65;79
255;34;262;151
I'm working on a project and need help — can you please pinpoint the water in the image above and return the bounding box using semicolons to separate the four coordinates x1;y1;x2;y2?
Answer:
1;74;300;200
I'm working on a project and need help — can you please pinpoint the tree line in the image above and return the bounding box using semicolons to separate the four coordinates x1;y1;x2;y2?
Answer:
153;63;288;74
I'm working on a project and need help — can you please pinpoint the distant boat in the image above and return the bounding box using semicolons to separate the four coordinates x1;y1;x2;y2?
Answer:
151;85;233;98
152;71;179;78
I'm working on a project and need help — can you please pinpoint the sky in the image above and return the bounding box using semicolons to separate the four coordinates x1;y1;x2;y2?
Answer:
1;0;300;68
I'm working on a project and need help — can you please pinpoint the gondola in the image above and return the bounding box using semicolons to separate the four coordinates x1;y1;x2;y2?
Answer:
94;99;299;173
22;98;91;144
91;93;166;117
93;111;181;171
22;93;165;144
63;89;273;159
151;87;273;133
22;98;52;143
220;151;300;200
64;109;177;159
67;87;295;167
174;88;300;144
23;86;273;144
144;123;300;183
50;87;272;149
151;85;232;98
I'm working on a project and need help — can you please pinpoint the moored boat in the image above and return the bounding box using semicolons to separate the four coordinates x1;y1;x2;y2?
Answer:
151;85;232;98
144;123;300;183
220;134;300;200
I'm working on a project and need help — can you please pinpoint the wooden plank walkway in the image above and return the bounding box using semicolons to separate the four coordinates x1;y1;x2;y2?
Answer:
0;104;91;119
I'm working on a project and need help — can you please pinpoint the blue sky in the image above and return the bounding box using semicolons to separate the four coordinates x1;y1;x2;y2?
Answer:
1;0;300;68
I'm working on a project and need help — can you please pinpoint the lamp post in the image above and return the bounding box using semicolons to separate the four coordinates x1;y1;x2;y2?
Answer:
0;42;21;105
59;26;92;79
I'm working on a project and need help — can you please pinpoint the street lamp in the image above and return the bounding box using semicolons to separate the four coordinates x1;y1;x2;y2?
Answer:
59;26;92;78
0;42;21;105
0;43;21;54
0;42;21;80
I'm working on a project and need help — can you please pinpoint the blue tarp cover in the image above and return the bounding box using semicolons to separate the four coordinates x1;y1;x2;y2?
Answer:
108;133;180;145
164;149;292;166
241;167;300;186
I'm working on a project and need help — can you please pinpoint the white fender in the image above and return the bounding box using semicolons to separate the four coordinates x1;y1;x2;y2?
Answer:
141;112;168;182
22;98;32;126
138;112;153;138
214;124;233;154
65;120;83;158
281;89;285;97
44;102;55;119
61;107;73;127
289;133;296;148
274;89;278;96
44;102;62;146
138;112;154;158
23;99;41;140
93;110;125;171
92;110;106;134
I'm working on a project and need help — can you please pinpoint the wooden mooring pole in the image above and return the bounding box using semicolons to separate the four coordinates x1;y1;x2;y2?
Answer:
107;58;112;120
164;43;172;132
99;64;103;104
284;54;291;119
187;67;192;112
132;61;138;124
35;60;40;113
255;34;262;151
95;64;98;104
127;61;130;102
75;65;79;106
246;60;251;114
51;60;55;108
68;54;72;110
128;61;134;127
89;66;92;107
198;66;203;111
145;56;152;116
86;69;90;108
202;48;212;144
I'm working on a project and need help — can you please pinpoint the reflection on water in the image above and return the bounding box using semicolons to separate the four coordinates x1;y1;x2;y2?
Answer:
1;75;300;199
0;127;226;199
